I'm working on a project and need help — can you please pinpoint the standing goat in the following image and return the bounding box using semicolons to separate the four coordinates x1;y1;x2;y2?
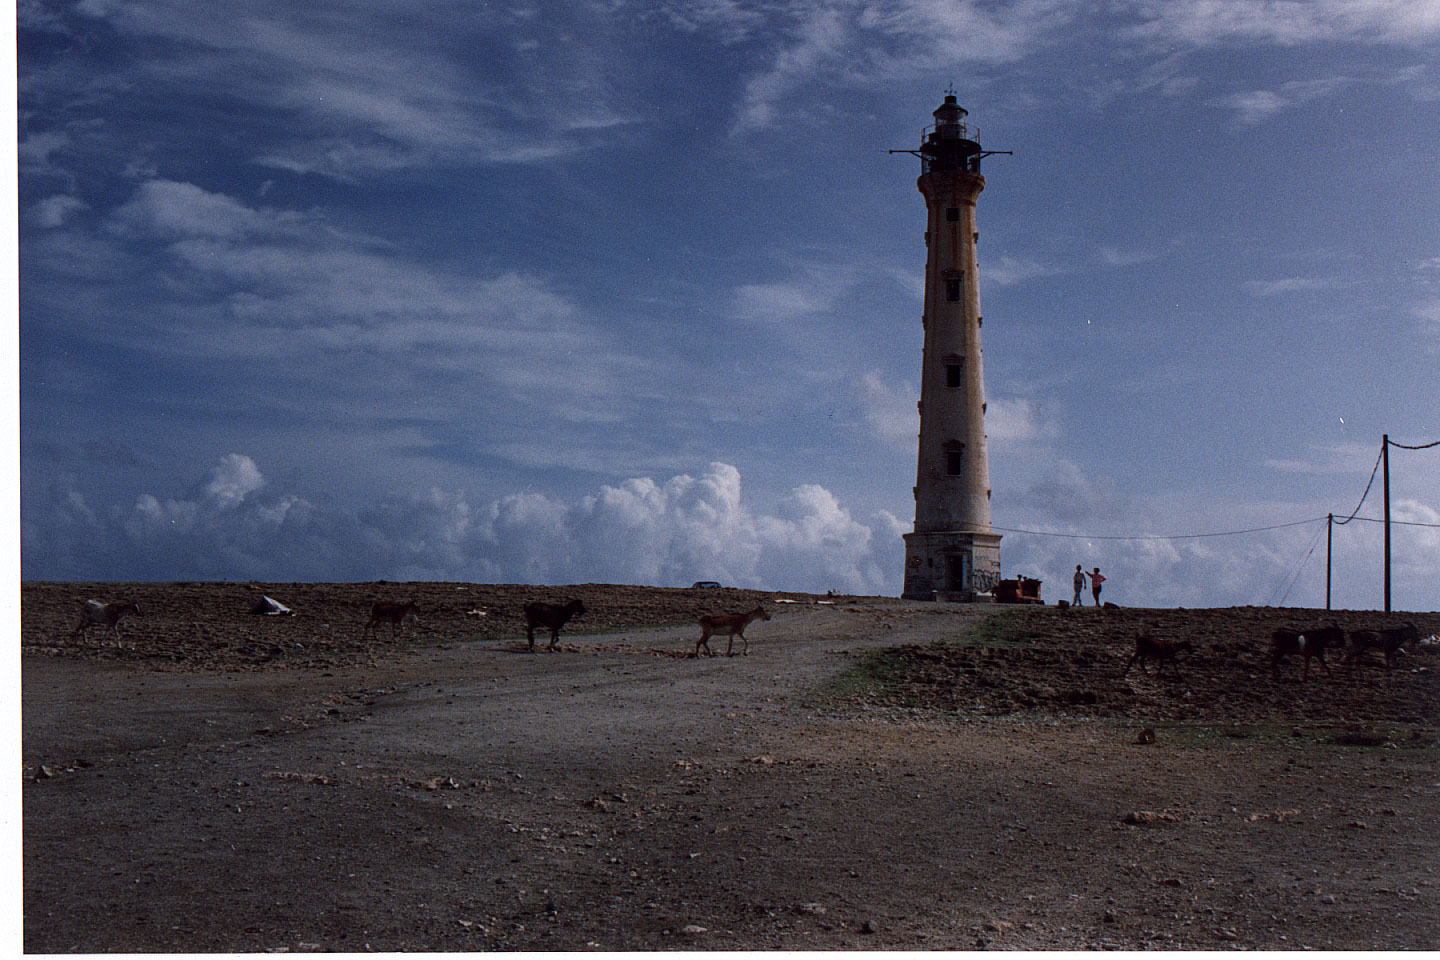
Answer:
696;605;771;657
1269;625;1342;681
1121;634;1193;677
364;600;420;641
524;599;586;652
71;600;141;644
1345;622;1419;674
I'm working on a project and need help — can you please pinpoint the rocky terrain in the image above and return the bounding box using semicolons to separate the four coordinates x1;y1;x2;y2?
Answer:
21;582;1440;951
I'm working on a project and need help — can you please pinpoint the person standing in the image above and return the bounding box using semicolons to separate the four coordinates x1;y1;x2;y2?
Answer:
1072;565;1088;606
1091;567;1107;607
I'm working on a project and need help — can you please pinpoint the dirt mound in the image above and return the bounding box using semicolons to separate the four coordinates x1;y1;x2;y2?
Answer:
20;581;865;671
840;605;1440;727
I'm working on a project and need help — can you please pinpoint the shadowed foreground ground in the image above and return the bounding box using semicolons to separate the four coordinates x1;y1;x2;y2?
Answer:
22;583;1440;951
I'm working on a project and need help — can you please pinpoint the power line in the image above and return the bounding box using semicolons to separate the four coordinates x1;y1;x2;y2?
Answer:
1333;447;1383;525
1388;438;1440;450
1271;523;1324;607
988;513;1440;543
989;516;1325;541
1343;515;1440;529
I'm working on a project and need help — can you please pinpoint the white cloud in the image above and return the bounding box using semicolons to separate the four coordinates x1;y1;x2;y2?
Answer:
31;194;89;228
1214;77;1351;125
1264;442;1380;475
1123;0;1440;47
732;0;1074;134
986;254;1065;287
733;279;832;325
1098;245;1160;267
986;397;1058;446
26;459;907;593
1244;276;1336;296
204;453;265;509
859;370;918;448
66;0;639;178
109;179;273;240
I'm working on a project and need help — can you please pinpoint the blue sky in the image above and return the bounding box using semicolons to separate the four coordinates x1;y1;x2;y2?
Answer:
17;0;1440;608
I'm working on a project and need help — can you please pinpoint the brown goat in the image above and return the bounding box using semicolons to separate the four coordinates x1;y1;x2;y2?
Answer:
696;605;771;657
364;600;420;641
1345;622;1420;673
1121;634;1194;677
524;599;586;652
71;600;141;644
1269;625;1341;681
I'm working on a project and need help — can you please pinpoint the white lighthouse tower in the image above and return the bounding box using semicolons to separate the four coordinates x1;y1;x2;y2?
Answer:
897;94;1005;601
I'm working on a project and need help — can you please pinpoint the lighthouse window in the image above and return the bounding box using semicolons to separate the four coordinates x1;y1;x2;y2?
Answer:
945;278;961;301
945;364;962;389
945;207;959;222
946;452;963;476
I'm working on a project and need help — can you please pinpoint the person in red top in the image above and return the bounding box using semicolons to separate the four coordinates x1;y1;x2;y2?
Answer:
1091;568;1106;606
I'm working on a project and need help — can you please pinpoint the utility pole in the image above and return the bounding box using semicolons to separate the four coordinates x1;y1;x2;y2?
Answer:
1326;512;1333;611
1382;434;1391;613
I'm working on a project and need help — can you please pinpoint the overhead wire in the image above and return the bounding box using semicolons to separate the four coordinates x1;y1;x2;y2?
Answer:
988;516;1325;541
1270;523;1325;607
1333;446;1383;525
979;436;1433;545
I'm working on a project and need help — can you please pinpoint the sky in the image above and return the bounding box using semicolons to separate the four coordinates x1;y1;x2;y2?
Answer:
16;0;1440;609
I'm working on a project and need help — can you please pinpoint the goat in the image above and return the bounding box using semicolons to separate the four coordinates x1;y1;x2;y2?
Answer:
696;605;771;657
1121;634;1194;677
364;600;420;641
1269;625;1342;681
524;599;586;652
71;600;141;644
1345;622;1420;673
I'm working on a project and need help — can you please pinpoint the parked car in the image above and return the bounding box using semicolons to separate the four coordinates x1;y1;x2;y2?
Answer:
691;581;722;589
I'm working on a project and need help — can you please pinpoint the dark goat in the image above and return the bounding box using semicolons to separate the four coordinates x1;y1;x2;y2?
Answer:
696;605;771;657
1269;625;1342;681
524;599;586;652
1121;634;1194;677
364;600;420;641
71;600;141;643
1345;622;1420;673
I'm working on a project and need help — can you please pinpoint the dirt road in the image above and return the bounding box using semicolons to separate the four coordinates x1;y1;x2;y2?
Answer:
22;595;1440;951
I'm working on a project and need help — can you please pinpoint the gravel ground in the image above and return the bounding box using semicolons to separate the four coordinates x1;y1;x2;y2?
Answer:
21;582;1440;951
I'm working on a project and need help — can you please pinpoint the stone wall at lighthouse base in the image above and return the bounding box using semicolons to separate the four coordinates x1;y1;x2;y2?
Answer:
902;531;1002;602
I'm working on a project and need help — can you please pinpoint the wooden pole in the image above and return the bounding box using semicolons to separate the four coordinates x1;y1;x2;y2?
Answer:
1326;512;1333;611
1383;434;1391;613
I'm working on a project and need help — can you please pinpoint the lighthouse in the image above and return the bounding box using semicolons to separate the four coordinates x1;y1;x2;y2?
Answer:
896;94;1005;601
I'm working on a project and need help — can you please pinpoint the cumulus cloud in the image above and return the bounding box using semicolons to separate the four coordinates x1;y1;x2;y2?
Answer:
110;180;265;239
31;194;89;228
204;453;265;509
859;370;917;448
986;398;1058;447
23;457;905;594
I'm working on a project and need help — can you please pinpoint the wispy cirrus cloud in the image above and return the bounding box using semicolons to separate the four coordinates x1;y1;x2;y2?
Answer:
1121;0;1440;47
986;253;1067;287
1244;275;1337;296
731;0;1078;134
1213;77;1351;125
36;0;643;179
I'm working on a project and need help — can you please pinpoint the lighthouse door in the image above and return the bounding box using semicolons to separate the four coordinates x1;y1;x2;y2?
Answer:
945;554;970;593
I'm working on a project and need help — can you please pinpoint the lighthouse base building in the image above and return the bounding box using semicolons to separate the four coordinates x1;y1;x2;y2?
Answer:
903;531;1002;602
